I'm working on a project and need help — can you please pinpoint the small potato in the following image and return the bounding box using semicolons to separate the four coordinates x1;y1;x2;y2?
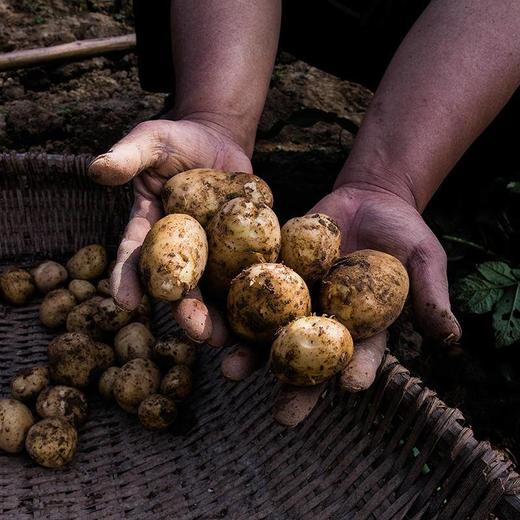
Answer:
39;289;77;328
66;244;107;280
271;316;354;386
96;278;111;296
94;297;132;332
227;263;312;343
320;250;409;340
114;322;155;363
280;213;341;285
113;359;161;413
32;261;68;293
138;394;177;430
0;398;34;453
48;332;97;388
1;267;35;305
25;418;77;469
205;197;281;292
98;367;120;401
160;365;193;401
92;341;115;372
36;386;88;427
10;366;49;402
135;294;152;326
66;298;102;338
161;168;273;227
153;333;196;367
68;279;96;302
139;214;208;301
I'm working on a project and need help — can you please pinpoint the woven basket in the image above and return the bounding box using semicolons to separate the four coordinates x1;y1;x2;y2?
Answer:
0;153;519;520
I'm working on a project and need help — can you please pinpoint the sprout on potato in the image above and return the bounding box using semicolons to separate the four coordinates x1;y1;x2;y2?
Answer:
0;398;34;453
160;365;193;401
66;244;107;280
39;288;77;328
10;366;49;403
36;386;88;427
138;394;177;430
32;261;68;293
1;267;35;305
68;279;96;302
153;333;196;367
98;367;120;401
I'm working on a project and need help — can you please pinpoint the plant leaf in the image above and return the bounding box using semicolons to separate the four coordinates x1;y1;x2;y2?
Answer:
477;261;517;286
493;285;520;348
454;274;505;314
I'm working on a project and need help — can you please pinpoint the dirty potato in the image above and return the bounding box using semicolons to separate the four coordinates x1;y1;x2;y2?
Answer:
10;366;49;403
160;365;193;401
66;297;103;338
32;261;68;293
92;341;115;372
94;297;132;332
68;279;97;302
138;394;177;430
1;267;35;305
66;244;107;280
39;288;77;328
36;386;88;427
96;278;111;296
98;367;120;401
0;398;34;453
153;332;196;367
114;322;155;363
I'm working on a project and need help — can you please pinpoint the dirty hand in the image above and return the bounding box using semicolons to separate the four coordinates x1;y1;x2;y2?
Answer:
88;118;252;346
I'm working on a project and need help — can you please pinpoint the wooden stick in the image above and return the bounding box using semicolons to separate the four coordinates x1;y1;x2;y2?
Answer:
0;34;136;72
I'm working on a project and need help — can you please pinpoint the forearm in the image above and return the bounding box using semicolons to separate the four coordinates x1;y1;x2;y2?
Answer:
336;0;520;212
169;0;281;156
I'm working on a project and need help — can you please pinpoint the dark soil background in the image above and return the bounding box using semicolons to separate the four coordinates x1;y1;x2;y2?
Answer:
1;0;519;463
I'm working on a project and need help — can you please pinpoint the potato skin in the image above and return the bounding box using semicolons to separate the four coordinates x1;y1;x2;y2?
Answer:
280;213;341;285
66;244;107;280
227;263;312;343
68;279;96;302
271;316;353;386
33;261;68;293
66;297;103;338
138;394;177;430
161;169;273;227
114;322;155;363
98;367;120;401
39;289;77;328
205;197;281;292
1;268;35;305
160;365;193;401
153;333;196;367
92;341;115;372
139;214;208;302
94;297;132;332
25;418;77;469
96;278;111;296
0;398;34;453
10;366;49;403
320;250;409;340
36;386;88;427
113;359;161;413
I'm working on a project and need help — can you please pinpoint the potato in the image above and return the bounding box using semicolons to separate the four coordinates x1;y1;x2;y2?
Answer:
135;294;152;326
92;341;115;372
161;168;273;227
0;398;34;453
153;333;196;367
205;197;281;292
1;267;35;305
68;279;96;302
36;386;88;427
10;366;49;402
113;359;161;413
94;297;132;332
96;278;111;296
39;288;77;328
66;297;103;338
32;261;68;293
138;394;177;430
25;418;77;469
66;244;107;280
160;365;193;401
227;263;312;343
48;332;97;388
139;214;208;301
98;367;120;401
271;316;354;386
280;213;341;285
320;250;409;340
114;322;155;363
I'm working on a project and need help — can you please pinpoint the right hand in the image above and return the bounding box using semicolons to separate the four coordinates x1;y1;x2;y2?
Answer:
88;117;252;346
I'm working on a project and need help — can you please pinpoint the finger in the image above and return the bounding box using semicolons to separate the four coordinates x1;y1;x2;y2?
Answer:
221;345;264;381
340;332;387;392
171;287;212;343
408;239;462;344
273;383;326;427
206;303;231;348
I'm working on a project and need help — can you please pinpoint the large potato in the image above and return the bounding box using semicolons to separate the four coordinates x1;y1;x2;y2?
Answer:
320;250;409;340
66;244;107;280
0;398;34;453
39;288;77;328
10;366;49;403
227;263;312;343
205;197;281;292
114;322;155;363
280;213;341;285
36;386;88;427
32;261;68;293
161;169;273;227
139;214;208;301
271;316;353;386
1;267;35;305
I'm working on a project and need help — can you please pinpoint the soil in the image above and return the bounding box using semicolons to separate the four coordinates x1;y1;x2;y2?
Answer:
1;0;519;465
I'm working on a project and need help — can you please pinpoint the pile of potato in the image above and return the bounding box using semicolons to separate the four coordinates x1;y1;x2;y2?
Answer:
0;246;196;469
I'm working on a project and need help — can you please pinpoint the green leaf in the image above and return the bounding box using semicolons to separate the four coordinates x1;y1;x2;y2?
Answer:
477;261;517;286
454;274;505;314
513;268;520;281
493;285;520;348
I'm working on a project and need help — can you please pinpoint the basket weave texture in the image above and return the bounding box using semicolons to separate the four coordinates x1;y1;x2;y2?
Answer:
0;153;519;520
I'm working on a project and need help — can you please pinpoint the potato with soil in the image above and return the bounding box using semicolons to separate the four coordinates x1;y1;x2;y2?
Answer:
113;359;161;413
39;288;77;328
94;297;132;332
32;261;68;293
114;322;155;363
25;418;77;469
68;279;96;302
36;386;88;427
66;297;103;338
227;263;312;343
1;267;35;305
139;214;208;301
98;367;120;401
280;213;341;285
0;399;34;453
320;250;409;340
205;197;281;292
66;244;107;280
47;332;97;388
138;394;177;430
135;294;152;326
161;168;273;227
92;341;115;372
271;316;354;386
10;366;49;403
96;278;111;296
153;333;196;367
160;365;193;401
